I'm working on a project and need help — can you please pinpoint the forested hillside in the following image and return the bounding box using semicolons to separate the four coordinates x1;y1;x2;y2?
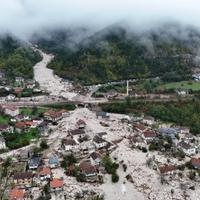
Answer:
0;35;41;79
35;25;200;85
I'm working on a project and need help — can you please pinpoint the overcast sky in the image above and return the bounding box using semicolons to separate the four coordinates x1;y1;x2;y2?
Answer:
1;0;200;39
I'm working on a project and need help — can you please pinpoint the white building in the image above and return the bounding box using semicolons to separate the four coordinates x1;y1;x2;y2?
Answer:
63;138;79;152
142;116;155;126
93;136;108;149
178;141;196;156
4;105;19;117
0;137;6;149
6;94;16;101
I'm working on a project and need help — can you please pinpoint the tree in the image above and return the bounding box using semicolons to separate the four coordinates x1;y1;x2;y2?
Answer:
76;173;86;182
112;173;119;183
40;140;49;150
61;154;77;168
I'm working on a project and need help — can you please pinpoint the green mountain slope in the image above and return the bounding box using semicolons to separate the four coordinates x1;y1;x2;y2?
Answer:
0;35;41;80
35;25;200;84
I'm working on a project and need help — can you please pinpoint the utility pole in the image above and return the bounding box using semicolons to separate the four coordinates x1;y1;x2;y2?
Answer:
126;80;129;96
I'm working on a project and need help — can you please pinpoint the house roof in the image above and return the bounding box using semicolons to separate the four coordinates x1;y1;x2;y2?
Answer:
93;135;107;144
70;129;85;136
159;128;177;135
50;179;63;188
191;158;200;167
159;165;176;174
9;188;25;200
63;138;77;146
76;119;86;126
178;141;193;150
96;111;107;117
0;136;5;143
90;152;101;160
133;123;147;132
97;132;107;137
15;122;26;129
143;130;157;138
0;124;9;131
13;172;33;180
28;156;40;167
15;121;33;129
80;160;97;175
15;114;24;120
48;155;59;165
44;110;61;118
38;167;51;176
4;105;18;111
144;116;154;121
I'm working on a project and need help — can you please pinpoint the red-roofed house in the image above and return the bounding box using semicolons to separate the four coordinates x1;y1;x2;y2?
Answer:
133;123;148;133
80;160;97;181
15;121;33;133
191;158;200;169
43;110;61;122
143;130;157;142
50;179;64;192
37;167;51;180
158;165;176;175
9;188;26;200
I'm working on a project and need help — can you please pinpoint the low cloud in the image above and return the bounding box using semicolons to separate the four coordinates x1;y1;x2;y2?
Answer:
1;0;200;40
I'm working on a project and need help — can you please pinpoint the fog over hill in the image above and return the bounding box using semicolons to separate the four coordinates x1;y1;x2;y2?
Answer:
1;0;200;41
1;0;200;83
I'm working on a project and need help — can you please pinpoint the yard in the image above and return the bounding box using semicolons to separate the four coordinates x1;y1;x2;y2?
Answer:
157;81;200;92
20;107;48;117
0;115;10;125
4;128;39;150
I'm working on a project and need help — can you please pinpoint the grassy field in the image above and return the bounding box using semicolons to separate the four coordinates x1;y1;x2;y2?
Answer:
20;107;48;117
4;128;39;149
0;116;10;125
157;81;200;91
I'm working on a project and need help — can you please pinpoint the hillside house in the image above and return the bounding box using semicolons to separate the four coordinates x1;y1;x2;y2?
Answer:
13;172;33;187
142;116;155;126
142;130;157;143
4;105;19;117
80;160;97;181
158;128;177;140
133;123;148;133
0;137;6;149
178;141;196;156
37;167;51;181
0;124;13;133
6;94;16;101
80;141;96;155
90;152;102;166
97;132;108;140
43;109;68;122
15;121;33;133
8;187;26;200
50;179;64;192
15;77;24;84
191;158;200;169
48;154;59;168
93;136;108;149
63;138;79;152
69;129;86;141
76;119;86;129
96;111;109;120
158;165;176;175
28;156;41;170
43;110;62;122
